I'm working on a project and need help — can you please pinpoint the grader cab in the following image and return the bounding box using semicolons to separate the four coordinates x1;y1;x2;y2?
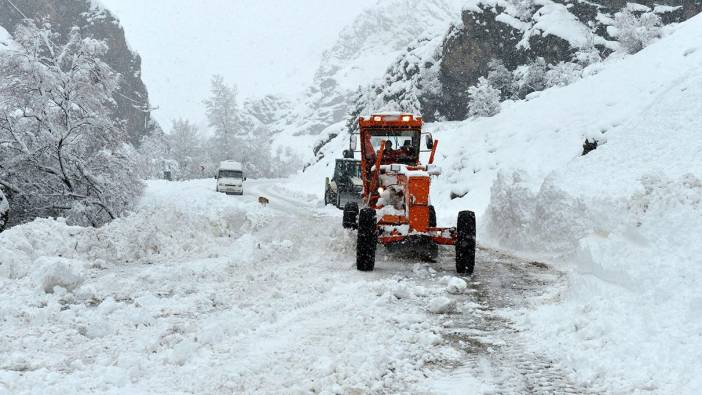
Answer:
342;114;476;274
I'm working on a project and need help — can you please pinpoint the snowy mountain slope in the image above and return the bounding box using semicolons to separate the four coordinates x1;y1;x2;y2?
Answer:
251;0;467;161
314;0;466;91
417;14;702;393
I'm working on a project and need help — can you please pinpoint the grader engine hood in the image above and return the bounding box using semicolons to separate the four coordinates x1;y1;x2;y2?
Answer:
374;165;437;234
404;175;431;233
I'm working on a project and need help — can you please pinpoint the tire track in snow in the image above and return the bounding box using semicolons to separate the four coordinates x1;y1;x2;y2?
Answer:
260;179;602;393
421;248;604;394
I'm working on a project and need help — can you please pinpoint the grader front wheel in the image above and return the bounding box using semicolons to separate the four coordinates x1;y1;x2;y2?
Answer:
356;208;377;271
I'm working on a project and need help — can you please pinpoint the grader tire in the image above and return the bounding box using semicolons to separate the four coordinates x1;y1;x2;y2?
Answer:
356;208;377;271
456;210;476;275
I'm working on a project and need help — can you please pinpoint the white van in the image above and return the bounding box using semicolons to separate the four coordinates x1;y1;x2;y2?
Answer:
215;161;245;195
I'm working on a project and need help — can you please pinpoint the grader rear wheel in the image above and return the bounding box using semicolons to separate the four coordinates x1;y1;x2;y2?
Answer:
456;210;476;275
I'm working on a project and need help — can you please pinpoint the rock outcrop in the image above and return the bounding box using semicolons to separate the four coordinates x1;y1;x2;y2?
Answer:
0;0;158;145
346;0;701;123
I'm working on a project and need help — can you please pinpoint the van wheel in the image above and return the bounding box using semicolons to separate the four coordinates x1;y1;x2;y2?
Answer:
356;208;377;271
342;202;358;229
456;211;476;275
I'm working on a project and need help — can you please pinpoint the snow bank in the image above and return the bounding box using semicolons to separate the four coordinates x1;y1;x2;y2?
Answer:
0;179;265;276
423;14;702;393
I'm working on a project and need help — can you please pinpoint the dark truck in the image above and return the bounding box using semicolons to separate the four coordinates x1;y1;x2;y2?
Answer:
324;158;363;209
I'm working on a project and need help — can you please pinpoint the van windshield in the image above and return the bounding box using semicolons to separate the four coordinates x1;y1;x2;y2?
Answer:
219;170;243;179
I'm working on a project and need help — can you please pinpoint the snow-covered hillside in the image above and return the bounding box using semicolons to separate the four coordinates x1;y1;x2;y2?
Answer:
428;14;702;393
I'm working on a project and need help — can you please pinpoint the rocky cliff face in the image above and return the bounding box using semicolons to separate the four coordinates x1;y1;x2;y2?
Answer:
0;0;158;145
435;0;701;120
347;0;701;123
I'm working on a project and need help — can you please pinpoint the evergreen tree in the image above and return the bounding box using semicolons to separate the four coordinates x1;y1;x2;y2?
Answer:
204;75;241;162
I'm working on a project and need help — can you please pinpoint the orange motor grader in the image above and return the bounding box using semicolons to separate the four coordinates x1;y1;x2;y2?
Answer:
342;113;476;274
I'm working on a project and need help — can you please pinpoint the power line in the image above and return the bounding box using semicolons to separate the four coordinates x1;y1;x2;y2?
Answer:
4;0;28;19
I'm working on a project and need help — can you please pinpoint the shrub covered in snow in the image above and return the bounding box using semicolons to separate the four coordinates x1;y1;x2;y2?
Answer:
0;22;143;227
612;9;662;54
545;62;584;88
512;57;547;98
467;77;501;118
572;46;602;67
487;59;515;100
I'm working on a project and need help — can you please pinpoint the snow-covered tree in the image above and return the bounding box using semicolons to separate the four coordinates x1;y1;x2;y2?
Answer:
613;9;662;54
238;126;273;178
168;119;207;178
487;59;514;99
512;57;547;98
204;75;241;162
509;0;536;21
134;129;172;179
572;46;602;67
545;62;583;88
0;22;143;227
467;77;501;118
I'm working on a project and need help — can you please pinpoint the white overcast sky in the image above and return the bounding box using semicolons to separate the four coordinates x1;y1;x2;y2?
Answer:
101;0;377;129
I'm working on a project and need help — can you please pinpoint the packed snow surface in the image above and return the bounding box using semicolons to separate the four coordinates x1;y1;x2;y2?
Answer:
0;179;489;394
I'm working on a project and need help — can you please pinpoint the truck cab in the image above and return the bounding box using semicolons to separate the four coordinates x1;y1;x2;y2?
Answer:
325;158;363;209
215;160;245;195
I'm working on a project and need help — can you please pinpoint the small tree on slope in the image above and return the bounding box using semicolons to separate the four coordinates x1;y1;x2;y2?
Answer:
0;23;142;227
613;9;662;54
467;77;501;118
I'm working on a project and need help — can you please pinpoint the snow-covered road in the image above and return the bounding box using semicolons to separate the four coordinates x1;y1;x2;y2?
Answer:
1;178;598;394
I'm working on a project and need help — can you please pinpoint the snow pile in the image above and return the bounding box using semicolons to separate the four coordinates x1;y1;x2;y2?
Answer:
415;14;702;393
446;277;468;295
0;179;264;271
0;25;12;50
